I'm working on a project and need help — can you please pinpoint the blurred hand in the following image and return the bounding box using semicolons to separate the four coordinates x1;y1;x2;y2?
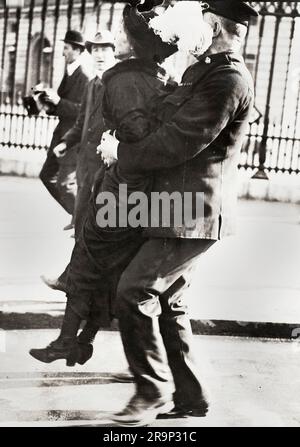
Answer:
53;142;67;158
44;88;60;106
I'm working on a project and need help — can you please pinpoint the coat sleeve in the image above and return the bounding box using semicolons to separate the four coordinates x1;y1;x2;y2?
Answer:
55;97;82;120
117;69;249;173
55;72;88;120
61;83;88;149
105;72;152;143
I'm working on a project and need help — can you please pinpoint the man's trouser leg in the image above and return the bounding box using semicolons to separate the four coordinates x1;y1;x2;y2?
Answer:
40;150;76;215
117;238;215;402
56;161;77;216
39;150;61;206
159;271;209;408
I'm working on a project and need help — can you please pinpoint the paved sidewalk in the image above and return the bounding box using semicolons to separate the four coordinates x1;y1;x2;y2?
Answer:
0;330;299;427
1;177;300;427
1;176;300;332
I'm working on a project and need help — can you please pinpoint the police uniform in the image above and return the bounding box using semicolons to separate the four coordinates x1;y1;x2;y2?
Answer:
113;0;259;424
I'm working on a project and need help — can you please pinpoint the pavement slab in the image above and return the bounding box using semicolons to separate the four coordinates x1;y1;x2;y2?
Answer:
0;330;300;427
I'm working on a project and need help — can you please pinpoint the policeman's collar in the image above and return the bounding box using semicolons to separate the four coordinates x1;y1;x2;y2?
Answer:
195;51;244;65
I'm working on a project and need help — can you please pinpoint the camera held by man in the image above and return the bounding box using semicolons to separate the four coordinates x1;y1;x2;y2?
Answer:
23;83;58;116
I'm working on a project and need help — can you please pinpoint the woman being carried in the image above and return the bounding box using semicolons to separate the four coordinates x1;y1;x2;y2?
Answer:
29;0;178;366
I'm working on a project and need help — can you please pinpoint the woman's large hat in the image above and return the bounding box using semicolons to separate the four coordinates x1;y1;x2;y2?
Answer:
129;0;164;12
123;2;178;63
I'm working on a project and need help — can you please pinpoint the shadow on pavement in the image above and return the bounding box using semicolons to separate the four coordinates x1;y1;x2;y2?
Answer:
0;409;114;425
0;371;133;389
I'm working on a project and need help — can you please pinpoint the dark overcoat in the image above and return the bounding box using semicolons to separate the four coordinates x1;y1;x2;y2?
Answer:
49;65;90;160
117;52;254;239
90;58;172;237
62;76;106;186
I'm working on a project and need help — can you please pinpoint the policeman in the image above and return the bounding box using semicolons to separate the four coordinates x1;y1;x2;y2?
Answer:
101;0;259;426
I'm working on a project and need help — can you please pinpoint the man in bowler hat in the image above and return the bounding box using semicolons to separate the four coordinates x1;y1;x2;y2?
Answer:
101;0;258;426
41;31;115;291
39;30;91;226
53;31;115;238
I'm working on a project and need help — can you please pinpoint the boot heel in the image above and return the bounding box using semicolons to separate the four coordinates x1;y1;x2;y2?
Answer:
77;344;93;365
66;346;79;367
66;358;76;367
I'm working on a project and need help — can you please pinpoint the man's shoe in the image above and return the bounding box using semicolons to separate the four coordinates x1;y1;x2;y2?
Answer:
157;399;209;419
111;394;174;427
41;275;67;293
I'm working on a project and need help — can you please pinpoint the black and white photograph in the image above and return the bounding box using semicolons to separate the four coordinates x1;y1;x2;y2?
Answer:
0;0;300;430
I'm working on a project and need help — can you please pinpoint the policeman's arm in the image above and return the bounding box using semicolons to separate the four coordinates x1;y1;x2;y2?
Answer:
117;70;248;172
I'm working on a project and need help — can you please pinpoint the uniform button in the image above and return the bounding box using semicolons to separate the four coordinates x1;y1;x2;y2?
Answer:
205;57;211;64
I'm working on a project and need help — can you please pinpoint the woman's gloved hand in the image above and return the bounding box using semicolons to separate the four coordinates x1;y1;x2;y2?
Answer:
97;130;119;167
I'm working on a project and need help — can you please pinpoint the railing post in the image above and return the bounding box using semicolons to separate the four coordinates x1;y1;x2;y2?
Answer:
11;6;21;104
37;0;48;85
0;6;9;105
24;0;35;96
252;3;282;180
80;0;87;29
51;0;61;87
67;0;74;31
253;108;270;180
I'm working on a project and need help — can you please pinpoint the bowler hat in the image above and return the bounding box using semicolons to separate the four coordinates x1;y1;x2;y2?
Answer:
85;31;115;53
203;0;259;26
61;30;85;48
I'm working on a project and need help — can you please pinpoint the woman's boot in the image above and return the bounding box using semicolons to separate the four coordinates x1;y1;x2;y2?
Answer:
76;321;99;365
29;301;82;366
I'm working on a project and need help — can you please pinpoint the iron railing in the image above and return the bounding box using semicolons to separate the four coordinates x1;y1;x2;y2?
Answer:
0;1;300;176
242;1;300;176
